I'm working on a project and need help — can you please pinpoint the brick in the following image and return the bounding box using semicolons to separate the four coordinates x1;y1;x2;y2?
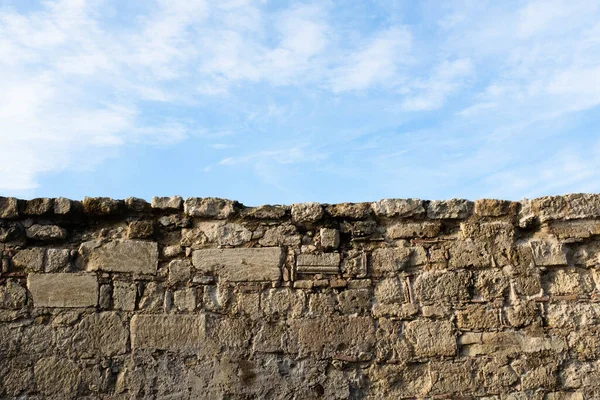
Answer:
79;239;158;274
27;273;97;307
192;247;282;281
131;314;206;350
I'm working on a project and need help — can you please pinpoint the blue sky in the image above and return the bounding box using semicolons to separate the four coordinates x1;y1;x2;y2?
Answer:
1;0;599;205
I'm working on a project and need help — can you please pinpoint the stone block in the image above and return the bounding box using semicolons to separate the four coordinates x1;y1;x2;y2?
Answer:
385;222;441;239
447;239;491;268
370;247;411;276
192;247;282;281
320;228;340;249
474;198;519;217
261;288;305;318
25;224;67;241
168;259;191;284
427;199;474;219
459;331;564;357
34;356;80;397
184;197;236;218
60;312;129;357
131;314;206;350
0;279;27;308
455;304;501;331
82;196;124;215
405;319;456;357
79;239;158;274
11;248;45;272
24;198;53;215
291;202;324;223
374;277;405;304
0;197;18;218
127;220;154;239
473;269;509;301
113;281;137;311
341;250;368;277
543;268;594;296
547;220;600;240
337;288;372;314
241;205;287;219
531;194;600;222
326;202;372;219
530;240;569;266
151;195;183;210
414;270;471;304
371;198;426;218
291;316;375;359
45;248;70;272
53;197;75;214
296;253;340;274
174;288;197;311
27;273;97;307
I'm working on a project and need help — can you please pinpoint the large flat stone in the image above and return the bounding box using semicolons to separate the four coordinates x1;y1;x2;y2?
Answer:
192;247;282;281
79;239;158;274
27;273;97;307
296;253;340;274
131;314;206;350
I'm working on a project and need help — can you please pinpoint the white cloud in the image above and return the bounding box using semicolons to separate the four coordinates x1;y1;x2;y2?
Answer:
329;27;412;92
401;58;473;111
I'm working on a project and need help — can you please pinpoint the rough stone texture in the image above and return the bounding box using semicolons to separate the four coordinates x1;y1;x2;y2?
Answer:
79;239;158;274
192;247;282;281
2;194;600;398
27;273;97;307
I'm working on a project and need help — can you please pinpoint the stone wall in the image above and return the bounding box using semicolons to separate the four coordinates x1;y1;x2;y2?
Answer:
0;194;599;399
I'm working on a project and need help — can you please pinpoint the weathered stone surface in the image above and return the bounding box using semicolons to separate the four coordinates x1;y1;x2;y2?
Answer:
296;253;340;274
131;314;206;350
125;197;151;212
291;316;375;359
241;205;287;219
326;202;372;219
82;196;124;215
45;248;70;272
531;194;600;222
168;259;191;284
459;331;565;357
151;195;183;210
79;239;158;274
258;224;301;246
427;199;474;219
127;220;154;238
11;248;45;271
0;279;27;308
474;199;519;217
34;356;80;397
374;277;405;304
0;197;18;219
53;197;75;214
530;239;569;266
27;273;97;307
192;247;282;281
291;202;324;223
113;281;137;311
414;270;471;304
320;228;340;249
61;312;129;357
25;224;67;241
371;198;426;218
371;247;413;276
547;220;600;240
405;319;456;357
184;197;236;218
386;221;441;239
24;198;54;215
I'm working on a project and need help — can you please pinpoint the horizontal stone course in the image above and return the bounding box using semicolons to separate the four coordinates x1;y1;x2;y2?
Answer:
1;194;600;399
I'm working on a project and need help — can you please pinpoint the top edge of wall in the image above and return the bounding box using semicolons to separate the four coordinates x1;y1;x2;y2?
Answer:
1;193;600;223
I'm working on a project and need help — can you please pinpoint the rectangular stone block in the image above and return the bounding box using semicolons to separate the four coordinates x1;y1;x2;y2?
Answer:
296;253;340;274
291;316;375;360
131;314;206;350
27;273;97;308
405;319;456;357
192;247;282;281
459;331;564;357
530;240;568;266
79;239;158;274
